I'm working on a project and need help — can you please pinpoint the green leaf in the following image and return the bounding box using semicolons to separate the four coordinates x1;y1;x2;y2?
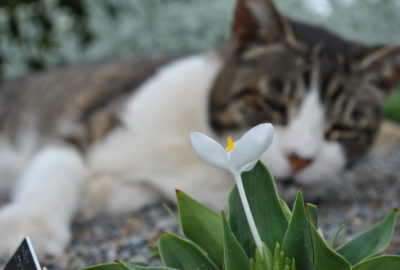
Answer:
228;162;288;256
222;213;250;270
330;224;347;248
310;223;351;270
159;233;218;270
80;262;130;270
352;255;400;270
119;261;178;270
282;191;314;270
336;209;398;265
250;243;273;270
279;198;292;222
250;243;296;270
119;262;148;268
306;203;318;228
383;89;400;122
228;189;255;257
163;203;179;224
176;190;223;268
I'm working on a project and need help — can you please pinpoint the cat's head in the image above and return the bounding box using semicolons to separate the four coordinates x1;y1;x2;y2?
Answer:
209;0;400;184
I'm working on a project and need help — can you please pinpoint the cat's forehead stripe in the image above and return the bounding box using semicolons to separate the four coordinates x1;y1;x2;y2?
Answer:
241;44;286;60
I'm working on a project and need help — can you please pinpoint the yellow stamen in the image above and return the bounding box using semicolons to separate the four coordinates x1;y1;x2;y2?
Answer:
225;136;235;152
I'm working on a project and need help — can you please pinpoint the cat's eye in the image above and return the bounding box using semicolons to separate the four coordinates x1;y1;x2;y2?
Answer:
350;109;364;122
269;78;284;96
302;70;311;87
232;88;258;100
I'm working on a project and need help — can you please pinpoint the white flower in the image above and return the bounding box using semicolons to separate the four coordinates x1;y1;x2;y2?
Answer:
190;123;274;259
190;123;274;175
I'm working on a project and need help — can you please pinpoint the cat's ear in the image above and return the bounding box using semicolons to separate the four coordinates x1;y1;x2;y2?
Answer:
232;0;301;46
357;45;400;96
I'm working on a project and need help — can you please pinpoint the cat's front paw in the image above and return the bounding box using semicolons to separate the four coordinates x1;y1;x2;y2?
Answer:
0;203;70;258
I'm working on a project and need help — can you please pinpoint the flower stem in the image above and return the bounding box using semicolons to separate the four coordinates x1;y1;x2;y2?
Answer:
234;173;263;258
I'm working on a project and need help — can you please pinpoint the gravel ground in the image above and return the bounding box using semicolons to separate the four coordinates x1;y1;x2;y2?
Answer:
1;144;399;269
43;204;179;270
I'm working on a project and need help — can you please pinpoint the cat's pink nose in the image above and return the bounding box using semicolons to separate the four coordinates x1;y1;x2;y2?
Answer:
287;153;312;173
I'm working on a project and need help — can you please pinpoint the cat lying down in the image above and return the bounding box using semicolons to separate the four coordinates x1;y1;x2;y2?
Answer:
0;0;399;259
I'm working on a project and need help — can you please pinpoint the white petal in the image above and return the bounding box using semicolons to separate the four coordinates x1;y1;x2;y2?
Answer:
230;123;274;172
190;132;231;173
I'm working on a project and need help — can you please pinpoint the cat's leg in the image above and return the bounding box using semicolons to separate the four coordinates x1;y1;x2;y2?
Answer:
0;143;28;202
79;174;161;220
80;168;229;218
0;143;87;257
151;165;232;211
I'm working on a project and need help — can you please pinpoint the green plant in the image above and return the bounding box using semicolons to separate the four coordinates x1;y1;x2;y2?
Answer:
82;161;399;270
384;88;400;122
81;124;399;270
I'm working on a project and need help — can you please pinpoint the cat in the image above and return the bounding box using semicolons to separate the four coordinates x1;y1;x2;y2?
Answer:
0;0;399;259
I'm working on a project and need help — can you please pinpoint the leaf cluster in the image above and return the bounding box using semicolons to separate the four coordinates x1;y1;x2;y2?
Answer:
82;162;399;270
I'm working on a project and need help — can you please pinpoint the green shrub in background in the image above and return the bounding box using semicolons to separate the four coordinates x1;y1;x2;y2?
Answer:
81;162;399;270
384;90;400;122
0;0;235;80
2;0;400;80
1;0;399;121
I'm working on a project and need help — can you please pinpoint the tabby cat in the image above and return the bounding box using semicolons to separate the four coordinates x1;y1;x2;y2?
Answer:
0;0;399;258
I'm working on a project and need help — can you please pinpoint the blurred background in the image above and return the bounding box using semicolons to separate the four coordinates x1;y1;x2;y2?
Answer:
0;2;399;268
0;0;399;121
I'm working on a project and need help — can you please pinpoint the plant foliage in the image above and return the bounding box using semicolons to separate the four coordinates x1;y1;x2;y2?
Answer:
82;162;399;270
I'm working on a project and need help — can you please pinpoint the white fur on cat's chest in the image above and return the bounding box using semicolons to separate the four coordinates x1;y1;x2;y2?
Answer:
85;52;232;214
90;52;222;174
125;53;221;136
